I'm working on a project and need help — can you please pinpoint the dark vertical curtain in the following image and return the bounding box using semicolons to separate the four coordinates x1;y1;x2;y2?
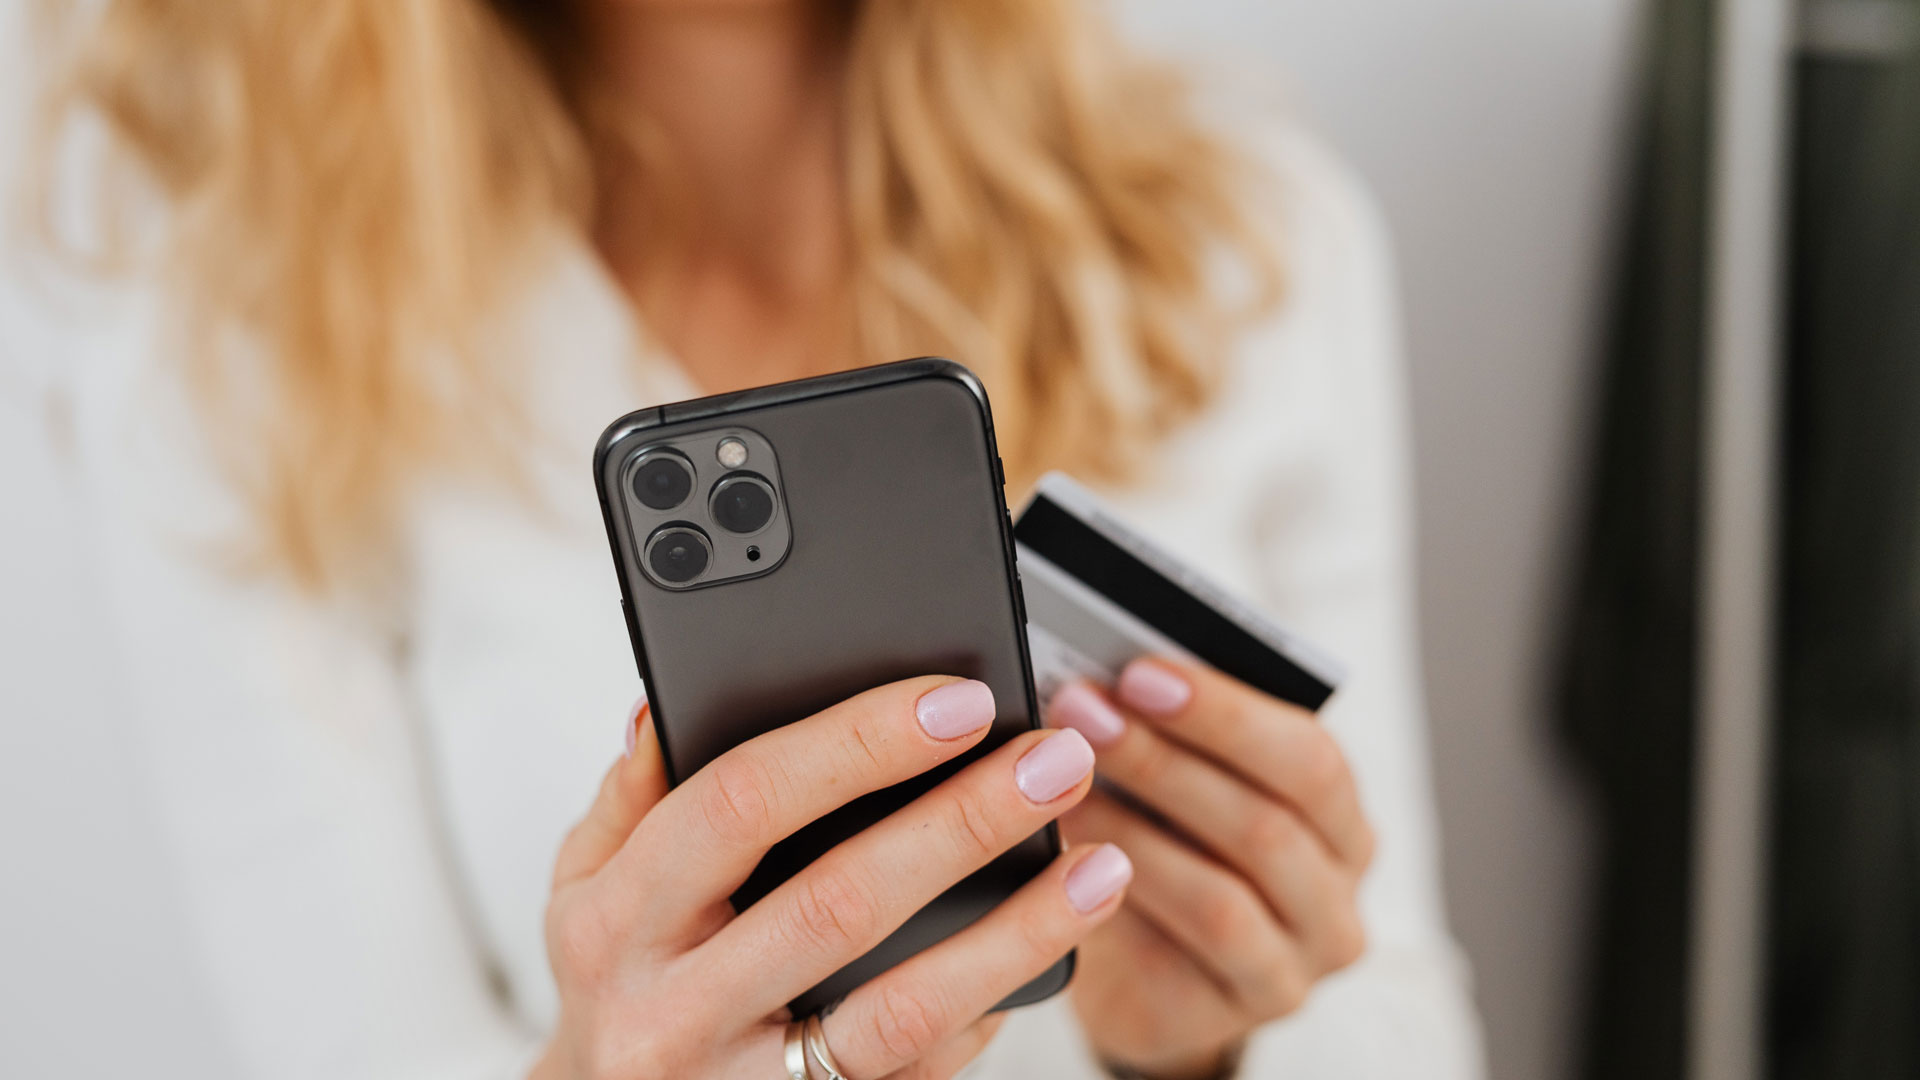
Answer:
1564;0;1920;1076
1766;4;1920;1077
1557;0;1715;1077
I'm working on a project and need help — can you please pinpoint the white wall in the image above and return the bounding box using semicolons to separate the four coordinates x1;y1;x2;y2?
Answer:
1112;4;1641;1079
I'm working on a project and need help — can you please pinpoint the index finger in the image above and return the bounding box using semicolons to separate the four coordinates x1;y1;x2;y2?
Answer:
1111;658;1373;867
597;675;1001;927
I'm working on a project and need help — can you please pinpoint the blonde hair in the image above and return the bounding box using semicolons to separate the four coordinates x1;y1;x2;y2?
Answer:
37;0;1279;589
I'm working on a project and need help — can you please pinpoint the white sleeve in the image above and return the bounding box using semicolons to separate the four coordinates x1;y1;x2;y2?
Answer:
393;245;658;1038
1228;134;1486;1079
14;269;544;1080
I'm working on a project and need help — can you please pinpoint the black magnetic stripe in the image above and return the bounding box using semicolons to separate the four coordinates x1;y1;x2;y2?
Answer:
1015;496;1335;711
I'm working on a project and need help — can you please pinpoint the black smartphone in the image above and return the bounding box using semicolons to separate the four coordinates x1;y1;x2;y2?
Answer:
592;357;1068;1016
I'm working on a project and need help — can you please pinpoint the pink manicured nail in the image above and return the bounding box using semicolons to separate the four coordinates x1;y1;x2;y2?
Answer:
1065;844;1133;913
623;697;647;758
1016;729;1095;803
1117;660;1193;716
917;680;997;740
1048;683;1126;747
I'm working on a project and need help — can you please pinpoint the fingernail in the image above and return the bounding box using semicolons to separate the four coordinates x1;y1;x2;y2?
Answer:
917;679;997;740
1047;683;1126;747
1117;660;1192;716
1065;844;1133;913
623;697;647;759
1016;728;1095;803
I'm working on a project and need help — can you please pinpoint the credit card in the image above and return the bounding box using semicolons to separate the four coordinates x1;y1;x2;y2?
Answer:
1013;472;1345;711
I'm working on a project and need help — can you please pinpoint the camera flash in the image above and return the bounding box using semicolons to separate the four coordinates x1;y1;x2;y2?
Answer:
716;438;749;468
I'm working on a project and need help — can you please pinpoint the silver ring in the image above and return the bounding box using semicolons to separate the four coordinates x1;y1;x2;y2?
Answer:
782;1019;810;1080
804;1014;851;1080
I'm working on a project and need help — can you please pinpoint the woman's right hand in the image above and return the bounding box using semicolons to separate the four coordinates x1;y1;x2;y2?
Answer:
530;676;1130;1080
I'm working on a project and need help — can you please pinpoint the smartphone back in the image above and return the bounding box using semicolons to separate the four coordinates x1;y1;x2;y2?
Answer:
594;359;1065;1015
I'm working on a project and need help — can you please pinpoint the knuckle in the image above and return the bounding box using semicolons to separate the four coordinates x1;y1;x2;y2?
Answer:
1122;737;1171;788
1328;912;1369;969
1195;879;1262;952
868;981;948;1063
838;708;892;775
552;823;590;886
1011;889;1070;959
1264;965;1313;1017
1356;820;1380;870
1294;730;1348;805
1242;805;1304;865
547;895;614;985
943;785;1009;863
785;866;880;957
700;753;780;848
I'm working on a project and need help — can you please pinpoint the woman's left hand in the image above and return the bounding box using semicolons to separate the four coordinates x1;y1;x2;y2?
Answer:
1049;659;1376;1080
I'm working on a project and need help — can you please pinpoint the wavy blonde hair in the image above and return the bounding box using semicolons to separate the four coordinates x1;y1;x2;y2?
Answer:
36;0;1279;589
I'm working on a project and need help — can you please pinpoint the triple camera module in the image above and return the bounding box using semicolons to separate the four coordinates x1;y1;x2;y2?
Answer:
625;432;791;590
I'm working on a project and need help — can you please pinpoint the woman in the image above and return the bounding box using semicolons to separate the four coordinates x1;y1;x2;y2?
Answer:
22;1;1483;1077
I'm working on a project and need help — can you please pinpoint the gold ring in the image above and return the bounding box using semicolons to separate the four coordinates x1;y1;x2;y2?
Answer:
804;1014;851;1080
782;1019;810;1080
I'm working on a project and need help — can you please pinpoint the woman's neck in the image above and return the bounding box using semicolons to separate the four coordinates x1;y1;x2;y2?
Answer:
586;4;853;393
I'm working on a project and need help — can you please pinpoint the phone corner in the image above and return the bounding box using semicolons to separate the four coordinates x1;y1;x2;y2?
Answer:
904;357;988;403
592;406;666;481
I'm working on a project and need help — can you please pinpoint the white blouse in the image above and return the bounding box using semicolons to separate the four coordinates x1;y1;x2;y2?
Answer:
7;123;1484;1079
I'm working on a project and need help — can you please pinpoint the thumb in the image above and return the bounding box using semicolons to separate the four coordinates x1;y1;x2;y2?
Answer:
552;698;670;890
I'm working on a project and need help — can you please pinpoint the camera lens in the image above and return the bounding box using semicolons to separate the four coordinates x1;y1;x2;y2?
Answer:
632;452;694;511
709;475;776;535
645;526;711;585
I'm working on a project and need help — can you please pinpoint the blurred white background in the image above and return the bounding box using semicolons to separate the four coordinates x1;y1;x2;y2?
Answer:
1;3;1643;1077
